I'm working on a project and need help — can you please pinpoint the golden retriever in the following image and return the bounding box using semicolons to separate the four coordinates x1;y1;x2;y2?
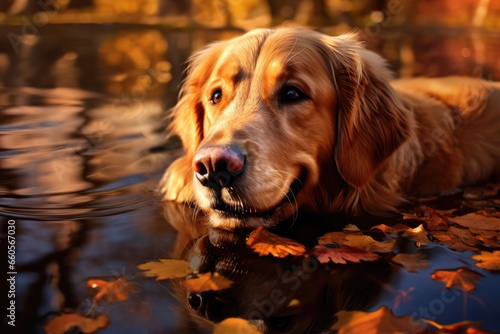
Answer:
160;27;500;229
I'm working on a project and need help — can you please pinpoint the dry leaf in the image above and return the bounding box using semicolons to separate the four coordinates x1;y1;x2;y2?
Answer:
343;224;361;232
431;267;484;292
343;235;396;253
371;223;411;235
472;251;500;271
87;277;138;303
330;305;426;334
183;272;234;292
403;206;450;231
246;226;306;258
403;224;432;247
313;245;380;264
449;226;480;247
392;253;430;273
451;213;500;231
213;318;262;334
469;229;500;249
430;231;479;252
137;259;193;280
318;232;395;252
463;184;500;199
44;313;109;334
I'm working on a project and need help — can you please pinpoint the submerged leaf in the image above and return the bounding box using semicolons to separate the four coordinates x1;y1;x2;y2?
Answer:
137;259;193;280
44;313;109;334
472;251;500;271
213;318;262;334
331;305;426;334
246;226;306;258
87;277;138;303
392;253;430;273
431;267;484;292
183;272;233;292
313;245;380;264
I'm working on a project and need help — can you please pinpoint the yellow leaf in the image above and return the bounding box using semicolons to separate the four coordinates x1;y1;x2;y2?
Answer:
183;272;234;292
246;226;306;258
343;235;396;253
431;267;484;292
44;313;109;334
137;259;193;280
472;251;500;270
213;318;262;334
331;306;425;334
403;224;432;247
392;253;430;273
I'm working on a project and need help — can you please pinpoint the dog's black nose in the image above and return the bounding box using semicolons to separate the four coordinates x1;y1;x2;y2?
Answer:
193;145;246;191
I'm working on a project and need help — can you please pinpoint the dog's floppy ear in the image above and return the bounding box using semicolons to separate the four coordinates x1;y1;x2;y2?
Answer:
168;41;226;158
321;33;412;188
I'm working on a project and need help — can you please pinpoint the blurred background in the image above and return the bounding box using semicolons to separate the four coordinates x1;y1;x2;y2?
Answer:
1;1;500;333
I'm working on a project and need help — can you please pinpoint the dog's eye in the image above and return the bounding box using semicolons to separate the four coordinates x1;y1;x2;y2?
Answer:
281;86;306;104
210;89;222;105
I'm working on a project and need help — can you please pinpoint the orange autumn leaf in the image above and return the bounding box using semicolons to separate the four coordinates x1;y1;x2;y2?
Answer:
183;272;233;292
392;252;430;273
213;318;262;334
431;267;484;292
463;183;500;199
318;232;395;252
472;251;500;271
246;226;306;258
137;259;193;280
87;277;138;303
402;224;432;247
44;313;109;334
403;206;450;231
370;223;410;235
313;245;380;264
450;213;500;231
330;305;426;334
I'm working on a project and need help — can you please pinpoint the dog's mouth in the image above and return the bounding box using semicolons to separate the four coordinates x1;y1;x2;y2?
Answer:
210;176;304;222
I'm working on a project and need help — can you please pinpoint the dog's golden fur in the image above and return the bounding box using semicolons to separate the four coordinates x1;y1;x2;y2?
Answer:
160;27;500;229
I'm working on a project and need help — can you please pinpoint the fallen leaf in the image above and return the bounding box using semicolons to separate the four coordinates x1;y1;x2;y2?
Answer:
183;272;233;292
431;267;484;292
424;319;483;332
403;206;450;231
392;253;430;273
343;224;361;232
469;229;500;249
370;223;411;235
402;224;432;247
44;313;109;334
318;232;395;253
330;305;426;334
463;183;500;199
430;231;479;252
393;287;415;310
450;213;500;231
472;251;500;271
344;235;396;253
137;259;193;280
87;277;138;303
246;226;306;258
313;244;380;264
449;226;480;247
213;318;262;334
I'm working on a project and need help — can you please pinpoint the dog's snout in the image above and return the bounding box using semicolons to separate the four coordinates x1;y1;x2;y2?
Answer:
193;145;246;190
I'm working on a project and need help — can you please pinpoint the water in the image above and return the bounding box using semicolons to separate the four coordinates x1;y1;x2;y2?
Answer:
1;25;500;333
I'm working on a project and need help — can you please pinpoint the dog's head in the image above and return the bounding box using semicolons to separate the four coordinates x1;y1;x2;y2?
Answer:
169;28;410;229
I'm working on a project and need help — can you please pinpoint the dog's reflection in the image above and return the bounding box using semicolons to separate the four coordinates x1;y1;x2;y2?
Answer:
163;202;395;333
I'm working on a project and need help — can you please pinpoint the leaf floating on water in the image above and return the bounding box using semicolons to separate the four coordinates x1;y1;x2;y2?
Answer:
451;212;500;231
213;318;262;334
313;245;380;264
183;272;234;292
246;226;306;258
392;253;430;273
402;224;432;247
431;267;484;292
87;277;138;303
137;259;193;280
370;223;409;235
472;251;500;271
44;313;109;334
343;234;396;253
330;305;425;334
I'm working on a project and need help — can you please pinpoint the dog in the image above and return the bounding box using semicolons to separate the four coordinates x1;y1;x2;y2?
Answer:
160;27;500;230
